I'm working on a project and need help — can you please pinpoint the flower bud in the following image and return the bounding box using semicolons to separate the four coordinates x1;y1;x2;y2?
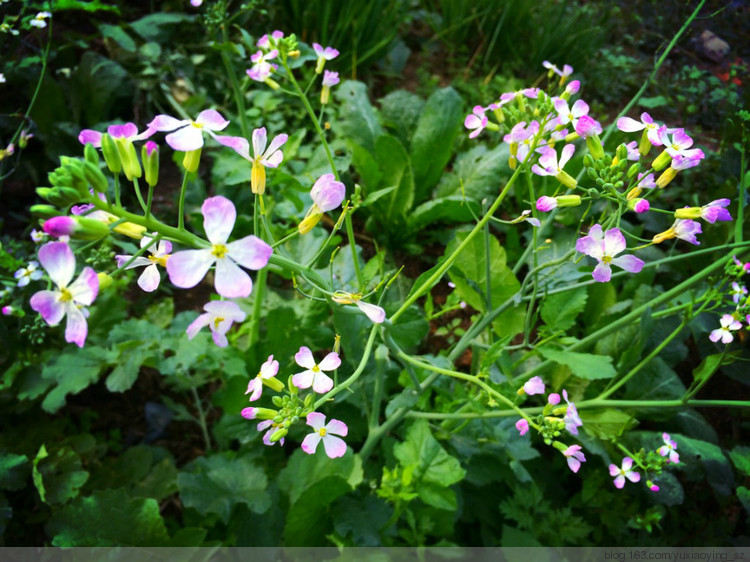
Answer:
638;130;652;156
97;272;114;290
182;148;201;174
674;207;702;220
262;376;285;393
627;163;640;179
100;133;122;174
616;143;629;162
114;138;142;181
651;150;672;172
142;141;159;187
655;167;677;189
298;209;323;234
43;216;110;240
84;142;100;166
628;198;650;213
251;160;266;194
272;395;284;408
269;428;288;443
30;204;61;219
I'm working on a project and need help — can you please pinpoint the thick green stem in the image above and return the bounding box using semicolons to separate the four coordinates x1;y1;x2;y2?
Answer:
249;268;267;347
177;170;190;232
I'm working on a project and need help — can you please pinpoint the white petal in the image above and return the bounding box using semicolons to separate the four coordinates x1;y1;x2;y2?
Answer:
214;258;253;298
295;346;316;369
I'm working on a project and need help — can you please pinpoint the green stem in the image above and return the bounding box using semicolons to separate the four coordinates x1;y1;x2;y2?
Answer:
145;182;155;223
177;170;190;232
191;387;212;452
345;211;363;289
114;174;122;208
369;346;387;430
249;268;267;347
132;177;147;213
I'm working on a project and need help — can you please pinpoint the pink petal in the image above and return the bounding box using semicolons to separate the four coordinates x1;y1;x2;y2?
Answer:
312;372;334;394
263;133;288;160
318;352;341;371
567;457;581;473
78;129;102;147
613;474;625;488
214;258;253;298
609;464;620;477
558;144;575;169
38;242;76;288
325;418;348;437
226;236;272;270
301;433;322;454
213;135;251;159
30;290;66;326
148;114;187;132
322;435;347;458
592;261;612;282
165;126;204;151
575;235;603;260
603;228;626;256
116;255;152;270
306;412;327;430
166;249;214;288
186;312;211;340
107;123;138;139
570;99;589;118
626;471;641;483
260;150;283;168
252;127;267;158
202;196;236;245
241;407;257;419
68;267;99;305
293;370;314;389
204;300;246;322
621;457;634;471
295;347;316;369
211;329;229;347
311;174;346;212
245;379;263;401
611;254;644;274
137;264;161;292
196;109;229;131
617;116;644;132
64;305;88;347
356;301;385;323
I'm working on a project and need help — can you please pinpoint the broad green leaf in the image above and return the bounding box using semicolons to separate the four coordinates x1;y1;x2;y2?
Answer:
333;494;393;546
435;144;511;201
639;95;669;108
691;353;725;384
373;134;414;223
86;446;177;501
387;305;429;352
47;489;170;546
393;420;465;509
69;53;131;126
650;471;684;507
541;288;588;332
284;477;351;546
538;348;617;380
129;13;195;43
0;452;28;491
211;150;252;187
407;196;481;232
178;453;270;522
40;346;115;413
385;387;420;417
583;281;616;327
379;89;425;147
580;409;637;440
729;446;750;477
676;434;733;496
53;0;119;12
34;445;89;505
336;81;383;153
106;342;152;392
622;357;686;401
411;87;463;202
277;448;363;505
737;487;750;514
99;24;136;52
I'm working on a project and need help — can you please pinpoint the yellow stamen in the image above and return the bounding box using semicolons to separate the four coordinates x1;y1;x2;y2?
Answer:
212;244;228;259
319;428;327;436
60;288;73;302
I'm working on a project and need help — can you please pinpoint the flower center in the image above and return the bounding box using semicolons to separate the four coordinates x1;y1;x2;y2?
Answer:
213;317;224;329
602;255;613;264
191;121;204;129
318;428;327;437
149;254;168;267
59;288;73;303
312;365;320;373
212;244;228;258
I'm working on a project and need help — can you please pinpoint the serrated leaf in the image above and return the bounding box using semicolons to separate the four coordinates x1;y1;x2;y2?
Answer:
47;489;170;546
541;288;588;332
178;453;269;523
41;347;115;413
580;409;637;440
538;348;617;380
729;446;750;477
335;81;383;153
385;388;420;417
277;448;363;505
34;445;89;505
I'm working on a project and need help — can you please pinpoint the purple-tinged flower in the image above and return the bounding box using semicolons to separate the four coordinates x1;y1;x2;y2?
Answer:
536;196;557;212
733;256;750;273
313;43;339;73
631;199;650;214
625;140;640;161
77;122;153;148
322;70;340;88
656;128;703;159
166;196;272;298
636;172;657;190
562;389;583;435
548;393;561;406
331;291;386;323
147;110;229;152
19;130;33;148
465;106;488;139
730;281;748;304
532;144;577;189
257;31;284;49
564;80;580;96
30;229;45;244
609;457;641;488
648;481;660;492
709;314;742;344
657;433;679;463
553;98;588;129
30;11;51;28
536;194;580;212
575;115;602;138
510;209;540;227
515;419;529;436
301;412;348;458
190;0;202;6
245;355;280;401
523;376;545;395
2;306;13;316
246;49;279;82
654;219;702;246
29;242;99;348
216;127;288;195
543;61;573;82
292;346;341;393
575;224;644;283
186;300;246;347
700;199;732;223
115;235;172;292
257;420;285;446
494;88;540;109
14;261;43;287
562;444;586;473
298;173;346;234
654;151;705;187
617;112;663;146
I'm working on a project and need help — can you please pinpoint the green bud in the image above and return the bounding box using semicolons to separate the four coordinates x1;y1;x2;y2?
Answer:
114;138;142;181
627;163;640;179
595;178;605;187
84;143;100;166
583;154;594;168
272;415;284;424
587;188;601;198
142;142;159;187
586;167;598;181
290;415;299;424
272;396;283;408
182;148;201;174
288;375;299;395
603;154;612;166
83;161;109;193
36;187;57;203
58;187;84;205
304;394;312;407
100;134;122;174
269;428;288;443
616;143;629;161
603;182;614;191
615;181;624;189
30;204;61;218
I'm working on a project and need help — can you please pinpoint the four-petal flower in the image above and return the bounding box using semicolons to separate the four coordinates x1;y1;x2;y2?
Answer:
301;412;348;458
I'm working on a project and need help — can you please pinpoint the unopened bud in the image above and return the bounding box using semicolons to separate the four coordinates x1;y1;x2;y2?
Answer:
100;133;122;174
142;141;159;187
270;428;288;443
651;150;672;172
97;272;114;290
674;207;702;220
182;148;201;174
43;216;110;240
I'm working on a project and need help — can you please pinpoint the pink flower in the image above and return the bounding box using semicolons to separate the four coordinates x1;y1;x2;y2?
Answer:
515;419;529;436
575;224;644;282
245;355;280;401
322;70;340;87
700;199;732;223
536;196;557;212
633;199;650;213
673;219;702;245
292;346;341;393
14;261;43;287
298;174;346;234
625;140;640;161
246;49;279;82
115;235;172;292
331;292;386;324
301;412;348;458
147;110;230;152
553;98;589;129
636;172;657;189
166;196;272;298
730;281;747;304
657;128;703;160
257;420;285;446
215;127;288;194
709;314;742;344
29;242;99;347
464;106;488;139
562;444;586;473
543;61;573;80
548;393;561;405
78;122;153;148
657;433;679;463
532;144;575;178
562;389;583;436
616;112;663;145
186;300;246;347
257;31;284;49
523;376;545;395
609;457;641;488
574;115;602;138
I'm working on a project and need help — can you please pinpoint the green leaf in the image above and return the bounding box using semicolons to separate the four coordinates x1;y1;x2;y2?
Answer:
0;452;28;491
385;388;421;417
623;357;686;400
86;446;177;501
41;346;115;413
379;89;425;147
333;494;393;546
277;448;363;505
211;149;252;186
47;489;170;546
373;134;414;221
129;13;195;43
410;87;463;202
676;434;733;496
35;445;89;506
541;288;588;332
580;409;637;440
729;446;750;477
284;477;352;546
52;0;119;12
32;445;48;503
435;144;511;201
178;452;270;523
539;348;617;380
393;420;465;509
387;305;429;353
691;353;724;384
407;196;481;232
99;24;136;52
638;95;669;108
106;342;151;392
336;81;383;153
737;487;750;514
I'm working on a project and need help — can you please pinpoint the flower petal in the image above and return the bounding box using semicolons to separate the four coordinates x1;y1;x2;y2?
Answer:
355;301;386;324
301;432;322;454
252;127;267;158
322;435;347;458
325;418;348;437
68;267;99;306
318;352;341;371
138;265;161;292
38;242;75;288
166;249;214;288
263;133;288;160
214;258;253;298
213;135;250;159
78;130;102;147
295;346;316;369
186;312;211;340
30;290;65;326
64;305;88;347
306;412;327;430
575;235;603;260
611;254;644;274
148;114;188;132
292;370;314;389
196;109;229;131
165;126;204;152
227;235;272;270
592;261;612;282
603;228;626;256
312;372;334;394
202;195;236;245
